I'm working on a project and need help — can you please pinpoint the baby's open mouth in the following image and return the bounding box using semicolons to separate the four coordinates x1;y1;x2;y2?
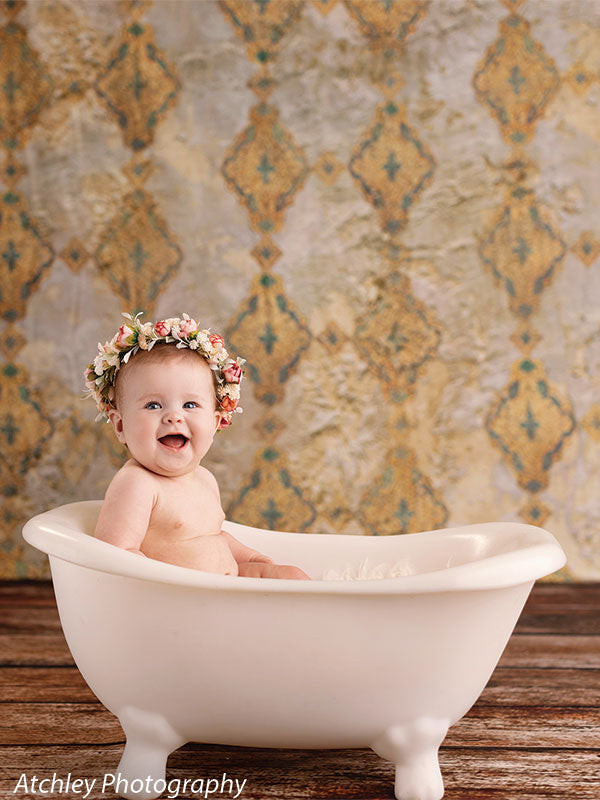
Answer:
158;434;189;450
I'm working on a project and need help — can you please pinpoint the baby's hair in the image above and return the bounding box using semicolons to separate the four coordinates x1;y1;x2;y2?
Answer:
113;343;219;411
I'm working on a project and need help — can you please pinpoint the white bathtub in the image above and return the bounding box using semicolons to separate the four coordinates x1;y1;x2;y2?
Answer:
23;501;566;800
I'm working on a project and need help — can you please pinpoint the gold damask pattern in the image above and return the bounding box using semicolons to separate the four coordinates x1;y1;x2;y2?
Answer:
0;0;184;576
311;0;338;15
93;1;182;316
0;14;53;147
344;0;427;53
232;447;316;530
359;447;447;536
60;238;89;275
0;362;53;505
221;0;316;530
349;101;435;235
0;189;54;321
572;232;600;268
473;15;560;145
95;18;180;152
479;187;566;318
219;0;303;65
95;185;183;313
355;272;441;398
227;272;311;405
0;2;54;576
582;406;600;443
347;3;448;534
0;0;596;578
222;102;309;235
486;359;575;494
221;0;449;535
473;3;575;551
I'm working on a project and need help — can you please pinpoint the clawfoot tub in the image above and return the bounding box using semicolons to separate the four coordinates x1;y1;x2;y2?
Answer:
23;501;566;800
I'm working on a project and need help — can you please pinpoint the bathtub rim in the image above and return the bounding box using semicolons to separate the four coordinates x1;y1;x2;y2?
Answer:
22;500;566;595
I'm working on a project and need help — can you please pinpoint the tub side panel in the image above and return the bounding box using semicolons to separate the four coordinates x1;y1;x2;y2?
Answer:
49;557;533;749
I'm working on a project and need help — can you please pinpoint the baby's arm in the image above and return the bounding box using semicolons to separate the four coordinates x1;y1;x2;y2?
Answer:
237;562;311;580
94;468;157;555
203;470;273;564
221;530;311;578
220;530;274;565
205;470;310;579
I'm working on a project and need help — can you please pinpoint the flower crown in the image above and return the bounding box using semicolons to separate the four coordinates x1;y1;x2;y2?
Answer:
83;311;245;430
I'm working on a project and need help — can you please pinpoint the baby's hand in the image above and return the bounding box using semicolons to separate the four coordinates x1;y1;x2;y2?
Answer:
237;562;311;580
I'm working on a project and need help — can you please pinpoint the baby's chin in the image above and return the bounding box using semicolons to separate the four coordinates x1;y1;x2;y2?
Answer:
129;454;199;478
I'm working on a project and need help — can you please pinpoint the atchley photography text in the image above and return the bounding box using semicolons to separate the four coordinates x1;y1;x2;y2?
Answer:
13;772;247;798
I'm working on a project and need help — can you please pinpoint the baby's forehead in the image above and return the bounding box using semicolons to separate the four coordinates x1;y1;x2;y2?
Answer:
133;352;211;380
118;348;216;396
131;351;209;373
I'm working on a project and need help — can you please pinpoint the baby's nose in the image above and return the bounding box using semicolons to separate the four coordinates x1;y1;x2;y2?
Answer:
163;409;183;424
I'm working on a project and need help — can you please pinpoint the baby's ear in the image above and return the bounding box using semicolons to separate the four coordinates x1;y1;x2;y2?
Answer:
107;407;126;444
214;410;222;433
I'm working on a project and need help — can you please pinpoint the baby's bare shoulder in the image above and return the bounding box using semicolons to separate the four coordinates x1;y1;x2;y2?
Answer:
107;460;159;498
96;461;158;548
196;465;220;494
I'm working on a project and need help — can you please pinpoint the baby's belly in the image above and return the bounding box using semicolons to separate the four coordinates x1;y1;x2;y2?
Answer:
141;531;239;576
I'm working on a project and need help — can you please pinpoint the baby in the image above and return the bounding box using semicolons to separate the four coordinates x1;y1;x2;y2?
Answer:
86;312;310;580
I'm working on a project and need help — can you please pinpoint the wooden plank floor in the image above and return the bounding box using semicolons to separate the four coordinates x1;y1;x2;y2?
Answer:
0;581;599;799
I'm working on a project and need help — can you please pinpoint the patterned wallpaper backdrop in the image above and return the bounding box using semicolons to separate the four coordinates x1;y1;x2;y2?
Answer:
0;0;598;580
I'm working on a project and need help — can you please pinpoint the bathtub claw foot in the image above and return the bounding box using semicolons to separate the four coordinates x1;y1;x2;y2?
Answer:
115;706;186;800
371;717;449;800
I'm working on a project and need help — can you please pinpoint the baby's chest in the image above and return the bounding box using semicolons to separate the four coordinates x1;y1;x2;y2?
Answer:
148;481;225;539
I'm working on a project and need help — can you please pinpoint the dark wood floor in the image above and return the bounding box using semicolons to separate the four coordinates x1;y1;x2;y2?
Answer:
0;581;599;799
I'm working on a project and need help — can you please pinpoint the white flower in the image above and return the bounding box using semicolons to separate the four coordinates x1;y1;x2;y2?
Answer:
122;346;139;364
166;318;181;338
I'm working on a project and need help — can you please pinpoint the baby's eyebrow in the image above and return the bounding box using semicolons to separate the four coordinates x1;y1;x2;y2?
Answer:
136;392;163;401
136;393;211;402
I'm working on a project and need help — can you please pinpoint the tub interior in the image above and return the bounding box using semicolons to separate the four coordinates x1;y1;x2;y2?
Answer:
227;520;545;578
28;500;557;584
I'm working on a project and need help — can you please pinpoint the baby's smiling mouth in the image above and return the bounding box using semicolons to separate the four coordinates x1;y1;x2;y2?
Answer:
158;434;189;450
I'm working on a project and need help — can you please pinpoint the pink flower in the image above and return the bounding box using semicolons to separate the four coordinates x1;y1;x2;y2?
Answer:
115;324;135;349
218;415;231;430
223;362;242;384
209;333;224;350
220;395;238;413
154;320;171;336
179;317;198;338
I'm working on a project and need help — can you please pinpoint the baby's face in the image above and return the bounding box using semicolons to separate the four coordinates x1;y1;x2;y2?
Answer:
108;353;221;478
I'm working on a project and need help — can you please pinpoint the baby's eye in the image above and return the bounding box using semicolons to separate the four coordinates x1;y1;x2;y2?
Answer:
145;401;161;410
183;401;199;409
